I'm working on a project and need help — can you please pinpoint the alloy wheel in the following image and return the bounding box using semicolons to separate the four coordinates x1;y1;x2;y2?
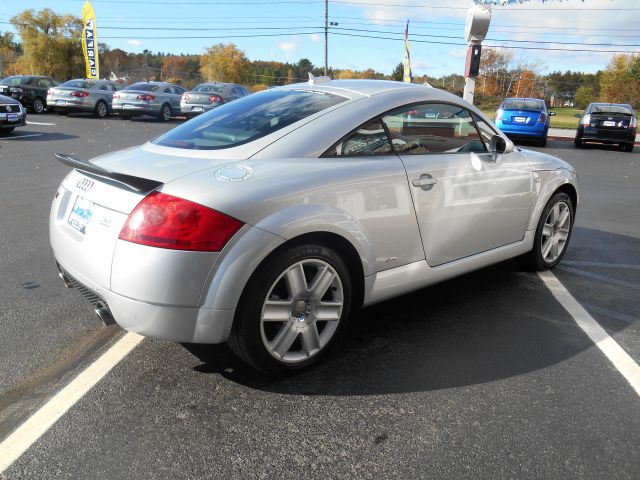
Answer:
260;259;344;364
540;201;571;263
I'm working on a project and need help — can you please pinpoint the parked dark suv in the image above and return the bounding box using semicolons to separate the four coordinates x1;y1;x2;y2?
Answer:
0;75;60;113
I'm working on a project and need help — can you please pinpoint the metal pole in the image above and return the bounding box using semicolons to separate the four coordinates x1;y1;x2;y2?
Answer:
324;0;328;76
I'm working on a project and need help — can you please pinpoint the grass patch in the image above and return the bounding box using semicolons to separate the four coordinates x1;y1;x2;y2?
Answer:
480;107;584;130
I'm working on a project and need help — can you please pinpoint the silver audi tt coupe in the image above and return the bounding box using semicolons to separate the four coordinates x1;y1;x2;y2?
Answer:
50;79;578;373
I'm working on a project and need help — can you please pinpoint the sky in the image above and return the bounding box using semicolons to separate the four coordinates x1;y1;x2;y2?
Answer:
0;0;638;78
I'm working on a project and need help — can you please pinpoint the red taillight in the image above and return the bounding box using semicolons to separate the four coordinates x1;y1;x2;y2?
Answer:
580;114;591;127
182;94;190;102
118;192;243;252
113;93;121;99
137;94;155;101
71;91;89;97
537;113;547;124
209;95;222;103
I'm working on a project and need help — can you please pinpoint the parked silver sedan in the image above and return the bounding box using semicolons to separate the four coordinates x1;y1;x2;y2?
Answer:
47;79;118;118
112;81;185;121
180;82;250;118
50;79;578;373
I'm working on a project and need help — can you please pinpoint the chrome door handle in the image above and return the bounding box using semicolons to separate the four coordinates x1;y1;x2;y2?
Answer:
412;175;438;190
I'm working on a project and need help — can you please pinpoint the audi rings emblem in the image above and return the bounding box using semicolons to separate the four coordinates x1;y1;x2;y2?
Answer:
76;178;95;192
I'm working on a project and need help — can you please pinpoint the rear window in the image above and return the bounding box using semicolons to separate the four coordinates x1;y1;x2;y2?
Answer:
1;76;28;85
193;84;226;93
501;100;544;112
125;83;159;92
153;89;347;150
62;79;95;89
589;104;634;115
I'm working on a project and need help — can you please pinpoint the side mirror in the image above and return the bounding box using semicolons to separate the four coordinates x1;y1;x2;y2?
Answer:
490;135;510;161
549;112;556;117
574;113;583;118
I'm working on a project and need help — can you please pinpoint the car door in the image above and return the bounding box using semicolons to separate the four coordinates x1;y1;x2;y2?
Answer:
170;86;184;110
381;103;533;267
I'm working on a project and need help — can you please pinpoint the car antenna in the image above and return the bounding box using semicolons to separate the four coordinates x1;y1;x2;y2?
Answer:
308;72;331;86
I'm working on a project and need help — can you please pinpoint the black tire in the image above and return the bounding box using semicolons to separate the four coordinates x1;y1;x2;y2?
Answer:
517;192;574;271
624;142;634;153
228;243;352;374
94;100;108;118
539;136;547;147
159;103;171;122
574;138;583;148
31;97;45;114
0;127;15;135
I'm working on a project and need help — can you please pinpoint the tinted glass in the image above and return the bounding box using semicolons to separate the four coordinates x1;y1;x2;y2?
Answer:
588;104;634;115
193;84;226;93
37;78;52;88
125;83;159;92
154;89;347;150
382;103;485;154
1;76;28;85
472;113;497;150
62;80;95;89
501;100;544;112
325;120;392;156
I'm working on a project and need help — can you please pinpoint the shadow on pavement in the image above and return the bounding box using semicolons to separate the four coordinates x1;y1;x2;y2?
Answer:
1;131;78;141
183;227;638;396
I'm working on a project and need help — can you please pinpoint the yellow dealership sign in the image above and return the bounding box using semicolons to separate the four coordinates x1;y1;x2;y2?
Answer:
81;1;99;79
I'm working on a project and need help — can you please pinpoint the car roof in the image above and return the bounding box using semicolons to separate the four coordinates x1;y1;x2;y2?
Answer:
503;97;544;102
277;79;428;99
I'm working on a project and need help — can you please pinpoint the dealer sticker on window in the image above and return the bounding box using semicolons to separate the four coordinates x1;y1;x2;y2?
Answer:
68;196;93;235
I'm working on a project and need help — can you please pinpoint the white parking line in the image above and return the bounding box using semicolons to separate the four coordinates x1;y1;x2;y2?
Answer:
539;271;640;397
2;133;44;140
0;332;144;473
26;121;56;126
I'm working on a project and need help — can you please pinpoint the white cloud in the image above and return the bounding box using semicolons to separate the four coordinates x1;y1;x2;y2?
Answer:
309;33;321;43
127;39;143;47
278;42;297;53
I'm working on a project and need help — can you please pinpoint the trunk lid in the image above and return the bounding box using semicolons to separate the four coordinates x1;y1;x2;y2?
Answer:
502;109;542;126
589;112;632;129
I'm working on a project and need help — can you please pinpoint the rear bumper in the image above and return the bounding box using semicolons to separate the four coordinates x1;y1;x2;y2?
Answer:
48;98;96;112
180;103;215;115
577;126;636;144
57;264;235;343
112;102;159;116
498;124;548;139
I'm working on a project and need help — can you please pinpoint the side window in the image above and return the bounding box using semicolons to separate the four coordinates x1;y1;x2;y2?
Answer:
231;87;243;97
381;103;486;154
163;87;173;94
324;120;393;157
472;113;499;150
38;78;51;88
175;86;186;95
99;83;109;91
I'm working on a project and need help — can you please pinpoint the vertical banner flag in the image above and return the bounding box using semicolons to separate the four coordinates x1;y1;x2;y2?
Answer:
403;20;413;83
82;1;99;79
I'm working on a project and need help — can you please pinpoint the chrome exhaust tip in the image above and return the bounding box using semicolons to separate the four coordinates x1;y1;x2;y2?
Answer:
95;306;116;326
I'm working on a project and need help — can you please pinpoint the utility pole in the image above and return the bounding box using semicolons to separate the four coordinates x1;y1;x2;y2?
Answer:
324;0;328;76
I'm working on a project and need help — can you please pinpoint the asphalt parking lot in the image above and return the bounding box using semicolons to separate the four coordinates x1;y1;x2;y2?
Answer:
0;113;638;479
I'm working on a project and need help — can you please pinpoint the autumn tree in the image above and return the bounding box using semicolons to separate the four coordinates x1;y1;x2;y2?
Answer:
200;43;250;84
10;9;83;80
600;54;640;106
161;55;188;81
0;31;21;76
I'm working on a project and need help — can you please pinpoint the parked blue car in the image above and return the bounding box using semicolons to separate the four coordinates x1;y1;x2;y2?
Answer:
494;98;555;146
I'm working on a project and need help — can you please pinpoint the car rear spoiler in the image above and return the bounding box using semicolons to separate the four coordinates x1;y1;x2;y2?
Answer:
54;153;163;194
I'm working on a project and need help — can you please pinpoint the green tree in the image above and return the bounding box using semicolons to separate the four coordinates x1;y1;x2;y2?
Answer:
200;43;250;84
390;62;403;81
10;8;83;80
600;54;639;106
574;85;593;109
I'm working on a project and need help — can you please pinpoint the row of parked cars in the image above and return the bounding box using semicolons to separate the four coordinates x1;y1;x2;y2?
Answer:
0;75;250;133
494;97;637;152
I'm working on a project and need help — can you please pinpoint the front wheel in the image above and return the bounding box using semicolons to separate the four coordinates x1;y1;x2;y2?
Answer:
31;97;45;114
518;192;574;271
229;243;352;374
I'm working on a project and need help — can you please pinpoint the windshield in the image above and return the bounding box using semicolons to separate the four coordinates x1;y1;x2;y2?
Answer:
589;104;634;115
501;100;544;112
193;84;226;93
125;83;159;92
62;79;95;89
1;76;29;85
153;89;348;150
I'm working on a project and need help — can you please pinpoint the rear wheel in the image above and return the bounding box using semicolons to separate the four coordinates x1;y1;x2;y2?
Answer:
517;192;574;271
159;104;171;122
624;142;634;153
574;138;583;148
94;100;108;118
229;243;352;374
31;97;45;114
